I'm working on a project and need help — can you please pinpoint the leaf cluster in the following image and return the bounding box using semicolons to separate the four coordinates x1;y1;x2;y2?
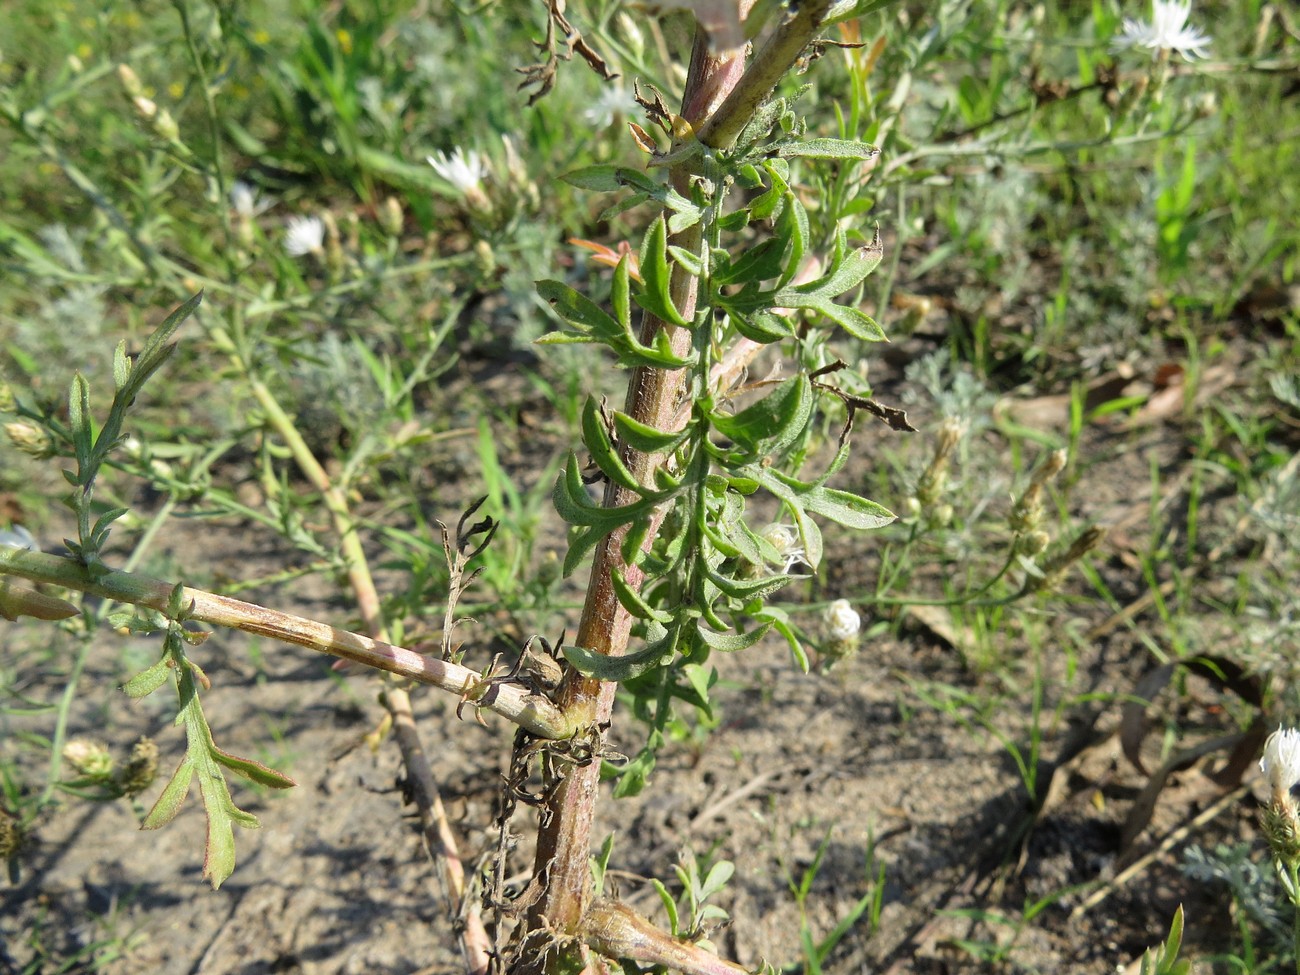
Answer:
542;132;894;793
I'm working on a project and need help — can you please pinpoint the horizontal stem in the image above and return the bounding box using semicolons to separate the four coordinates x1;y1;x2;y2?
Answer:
0;546;573;740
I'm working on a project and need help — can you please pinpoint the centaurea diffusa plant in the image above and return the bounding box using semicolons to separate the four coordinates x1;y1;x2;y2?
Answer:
0;2;899;971
1260;726;1300;974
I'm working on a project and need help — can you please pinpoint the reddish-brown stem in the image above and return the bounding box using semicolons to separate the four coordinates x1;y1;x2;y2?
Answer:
518;5;847;969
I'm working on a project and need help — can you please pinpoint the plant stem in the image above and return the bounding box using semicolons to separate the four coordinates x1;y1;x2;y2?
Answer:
0;546;571;739
521;4;844;969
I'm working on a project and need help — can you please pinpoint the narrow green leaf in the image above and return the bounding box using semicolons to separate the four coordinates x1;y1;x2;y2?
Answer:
709;375;812;455
706;565;796;601
636;217;691;327
141;757;194;829
112;341;130;391
122;657;173;698
126;292;201;401
564;629;675;682
611;567;674;624
758;610;810;673
694;621;772;652
69;374;92;471
537;280;621;338
729;310;794;344
561;164;623;191
776;137;880;160
209;740;297;790
582;397;641;492
817;301;887;342
800;487;896;530
612;410;690;453
668;246;703;277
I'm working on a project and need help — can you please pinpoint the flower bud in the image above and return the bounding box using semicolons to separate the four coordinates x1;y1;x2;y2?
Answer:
379;196;404;237
117;64;144;98
5;421;53;458
115;737;159;797
63;739;115;781
821;599;862;667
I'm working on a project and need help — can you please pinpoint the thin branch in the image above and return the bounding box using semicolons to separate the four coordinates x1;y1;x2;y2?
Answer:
0;547;572;740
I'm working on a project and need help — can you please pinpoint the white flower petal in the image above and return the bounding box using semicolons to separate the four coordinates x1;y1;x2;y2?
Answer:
1112;0;1210;60
1261;726;1300;794
824;599;861;641
427;148;488;194
284;215;325;257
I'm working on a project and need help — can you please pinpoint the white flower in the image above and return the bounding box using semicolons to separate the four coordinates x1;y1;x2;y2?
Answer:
427;148;488;195
760;523;805;573
823;599;861;641
1113;1;1211;61
1261;726;1300;795
284;215;325;257
230;180;270;218
583;84;639;128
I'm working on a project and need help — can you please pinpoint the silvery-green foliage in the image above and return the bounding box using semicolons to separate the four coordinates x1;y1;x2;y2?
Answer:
1183;843;1291;949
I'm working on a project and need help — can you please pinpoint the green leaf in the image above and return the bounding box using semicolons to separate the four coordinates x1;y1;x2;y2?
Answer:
706;565;796;601
756;608;810;673
122;656;172;698
564;624;676;682
668;246;703;277
611;255;632;331
799;486;896;530
773;229;883;304
776;137;880;160
611;566;674;624
69;374;92;474
552;454;661;529
635;217;691;327
561;164;624;192
714;237;786;286
140;628;294;889
582;397;641;493
124;292;201;405
537;279;622;339
815;300;887;342
709;375;812;455
612;410;691;453
141;756;194;829
694;620;772;652
729;309;794;344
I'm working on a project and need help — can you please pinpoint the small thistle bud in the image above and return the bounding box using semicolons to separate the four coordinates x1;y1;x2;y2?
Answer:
63;739;115;781
67;54;85;74
1016;528;1051;557
5;421;53;458
115;737;159;797
1193;91;1217;119
1010;449;1067;535
132;95;158;120
153;107;180;143
915;417;965;506
321;211;345;277
0;382;16;413
474;239;496;277
379;196;405;237
1031;525;1106;592
0;808;20;860
821;599;861;666
117;64;144;98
